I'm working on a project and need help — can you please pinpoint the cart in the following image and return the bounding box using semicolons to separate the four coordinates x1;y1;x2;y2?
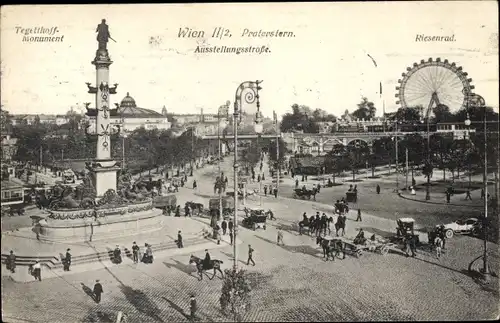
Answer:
345;191;357;203
242;209;267;231
153;194;177;215
209;197;234;220
394;217;420;245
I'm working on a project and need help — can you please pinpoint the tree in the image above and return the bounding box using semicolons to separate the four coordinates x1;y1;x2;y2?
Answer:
400;134;425;179
267;138;287;172
280;104;320;133
432;104;454;123
352;97;376;120
430;134;454;181
324;145;348;183
393;106;422;122
372;137;394;172
240;142;260;170
220;268;252;322
345;143;369;181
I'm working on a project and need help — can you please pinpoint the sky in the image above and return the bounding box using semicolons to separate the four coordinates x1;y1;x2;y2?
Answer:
1;2;498;119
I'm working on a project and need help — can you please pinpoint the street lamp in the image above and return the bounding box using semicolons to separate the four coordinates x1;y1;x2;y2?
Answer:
254;112;263;206
232;80;263;270
218;102;230;221
464;113;472;189
120;131;128;170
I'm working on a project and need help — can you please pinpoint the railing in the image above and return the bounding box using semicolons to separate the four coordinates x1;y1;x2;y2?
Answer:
48;200;154;220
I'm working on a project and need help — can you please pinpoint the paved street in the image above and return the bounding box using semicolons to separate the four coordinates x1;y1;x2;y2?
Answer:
2;154;499;322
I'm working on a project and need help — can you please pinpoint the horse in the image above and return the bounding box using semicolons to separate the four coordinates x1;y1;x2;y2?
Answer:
335;215;346;236
298;220;311;235
189;255;224;281
316;236;345;261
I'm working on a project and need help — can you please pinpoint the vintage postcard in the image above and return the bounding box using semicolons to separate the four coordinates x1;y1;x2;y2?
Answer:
1;2;498;322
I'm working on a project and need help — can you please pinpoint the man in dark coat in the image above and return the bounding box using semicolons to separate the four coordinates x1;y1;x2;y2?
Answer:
175;205;181;217
228;219;233;234
113;245;122;264
190;294;197;321
193;180;197;190
376;184;381;194
273;186;278;198
132;241;140;263
247;244;255;266
7;250;16;273
177;231;183;248
203;249;211;269
64;248;72;271
356;209;362;222
93;279;103;303
221;220;227;235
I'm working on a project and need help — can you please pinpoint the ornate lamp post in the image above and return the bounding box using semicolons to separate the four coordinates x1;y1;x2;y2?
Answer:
464;113;472;189
254;111;263;206
232;80;263;270
218;102;230;221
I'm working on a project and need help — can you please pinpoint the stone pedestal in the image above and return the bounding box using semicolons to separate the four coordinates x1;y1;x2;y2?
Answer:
40;202;163;242
88;160;121;197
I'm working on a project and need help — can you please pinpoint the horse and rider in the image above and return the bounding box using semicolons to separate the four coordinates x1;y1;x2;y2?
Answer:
189;249;224;280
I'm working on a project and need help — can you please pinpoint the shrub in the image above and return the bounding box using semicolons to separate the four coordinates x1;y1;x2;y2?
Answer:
220;268;252;322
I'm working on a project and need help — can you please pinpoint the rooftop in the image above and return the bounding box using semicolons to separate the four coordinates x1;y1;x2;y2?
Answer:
118;93;164;118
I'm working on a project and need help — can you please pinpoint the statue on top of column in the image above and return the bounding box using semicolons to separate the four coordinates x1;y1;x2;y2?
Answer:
96;19;113;50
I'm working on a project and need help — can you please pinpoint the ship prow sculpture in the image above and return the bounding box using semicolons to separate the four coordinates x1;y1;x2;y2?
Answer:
36;20;163;242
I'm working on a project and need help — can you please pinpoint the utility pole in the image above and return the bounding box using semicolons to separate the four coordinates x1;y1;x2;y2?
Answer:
405;148;409;189
274;110;280;196
395;121;399;192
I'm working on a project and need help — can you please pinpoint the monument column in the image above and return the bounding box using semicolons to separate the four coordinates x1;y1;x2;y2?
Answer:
85;20;121;198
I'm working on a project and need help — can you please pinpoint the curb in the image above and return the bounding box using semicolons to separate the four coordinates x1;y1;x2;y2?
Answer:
398;193;483;208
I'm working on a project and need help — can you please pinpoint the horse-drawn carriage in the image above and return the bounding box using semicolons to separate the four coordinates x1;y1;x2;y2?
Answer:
1;204;26;217
293;188;316;200
242;207;267;230
328;235;395;258
153;194;177;214
394;217;420;245
185;201;204;216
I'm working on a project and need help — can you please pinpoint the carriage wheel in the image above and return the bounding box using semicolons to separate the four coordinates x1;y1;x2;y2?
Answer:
380;246;389;255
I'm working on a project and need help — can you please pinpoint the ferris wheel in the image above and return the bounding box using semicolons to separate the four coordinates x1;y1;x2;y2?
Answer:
395;58;474;112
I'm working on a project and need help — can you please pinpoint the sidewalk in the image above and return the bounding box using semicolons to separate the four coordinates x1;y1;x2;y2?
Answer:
399;183;495;208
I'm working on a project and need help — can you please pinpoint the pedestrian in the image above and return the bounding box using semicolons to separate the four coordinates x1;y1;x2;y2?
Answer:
434;236;443;259
295;179;299;188
7;250;16;273
262;173;265;181
228;219;233;234
229;230;234;245
465;189;472;200
175;205;181;217
481;188;485;199
93;279;103;303
257;174;261;182
132;241;140;263
376;184;380;194
273;186;278;198
247;244;255;266
33;260;42;281
216;225;221;245
356;209;362;222
113;245;122;264
277;229;284;246
446;191;451;203
264;185;268;196
438;226;447;249
193;180;197;190
185;203;190;217
252;173;255;182
412;178;416;187
64;248;72;271
190;294;197;321
145;244;154;264
409;235;417;257
177;230;184;248
221;220;227;235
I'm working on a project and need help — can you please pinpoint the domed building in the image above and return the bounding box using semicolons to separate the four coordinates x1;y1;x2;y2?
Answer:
86;93;171;133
